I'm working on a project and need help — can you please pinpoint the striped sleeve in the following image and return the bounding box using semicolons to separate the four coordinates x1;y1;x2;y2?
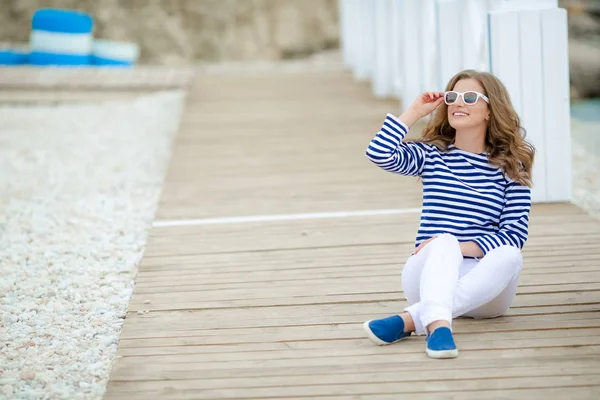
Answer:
473;182;531;255
365;113;427;177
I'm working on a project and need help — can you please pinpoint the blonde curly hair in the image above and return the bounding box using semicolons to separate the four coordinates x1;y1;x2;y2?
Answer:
411;70;535;187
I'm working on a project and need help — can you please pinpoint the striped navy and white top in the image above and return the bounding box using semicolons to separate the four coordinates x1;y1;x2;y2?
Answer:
366;113;531;255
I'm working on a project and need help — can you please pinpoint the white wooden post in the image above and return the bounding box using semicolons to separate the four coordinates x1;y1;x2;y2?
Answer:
541;8;571;202
488;3;571;202
400;0;423;111
390;0;404;99
436;0;492;89
435;0;462;89
347;0;361;72
488;11;522;115
489;0;558;12
419;0;438;92
353;0;367;81
518;10;547;202
373;0;394;98
461;0;491;71
354;0;376;82
340;0;353;68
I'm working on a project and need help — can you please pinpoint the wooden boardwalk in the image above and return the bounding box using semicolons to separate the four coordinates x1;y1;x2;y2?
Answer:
105;66;600;399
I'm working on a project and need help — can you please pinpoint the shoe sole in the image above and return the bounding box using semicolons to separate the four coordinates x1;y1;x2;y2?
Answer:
362;320;406;346
426;347;459;359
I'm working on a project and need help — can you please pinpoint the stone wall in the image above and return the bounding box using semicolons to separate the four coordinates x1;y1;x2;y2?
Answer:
0;0;339;64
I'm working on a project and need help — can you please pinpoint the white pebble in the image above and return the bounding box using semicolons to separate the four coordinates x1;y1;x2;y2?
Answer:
143;300;151;304
2;385;14;397
99;336;115;347
19;370;36;381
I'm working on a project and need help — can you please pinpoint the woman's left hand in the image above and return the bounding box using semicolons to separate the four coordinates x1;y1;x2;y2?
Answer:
413;236;437;255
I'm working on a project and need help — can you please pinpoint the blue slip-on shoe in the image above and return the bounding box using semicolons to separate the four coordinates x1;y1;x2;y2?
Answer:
363;315;411;346
426;327;459;359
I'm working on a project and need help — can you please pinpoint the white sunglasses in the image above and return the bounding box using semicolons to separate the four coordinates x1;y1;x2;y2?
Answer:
444;91;489;105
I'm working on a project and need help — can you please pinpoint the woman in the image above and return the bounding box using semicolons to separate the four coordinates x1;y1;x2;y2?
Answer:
363;70;535;359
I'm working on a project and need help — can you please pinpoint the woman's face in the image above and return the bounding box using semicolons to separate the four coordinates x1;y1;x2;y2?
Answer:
447;78;490;131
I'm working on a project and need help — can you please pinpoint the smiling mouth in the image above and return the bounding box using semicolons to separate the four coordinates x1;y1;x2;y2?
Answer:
452;112;469;117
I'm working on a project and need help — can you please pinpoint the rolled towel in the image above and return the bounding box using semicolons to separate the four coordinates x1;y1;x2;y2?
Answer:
29;8;93;66
0;48;29;65
92;39;139;67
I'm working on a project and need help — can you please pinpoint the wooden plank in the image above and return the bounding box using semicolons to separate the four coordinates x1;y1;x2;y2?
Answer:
124;289;600;313
114;335;600;366
118;306;600;339
131;270;600;291
109;346;600;380
117;317;600;347
228;387;600;400
105;374;600;399
119;309;600;337
119;303;600;338
124;280;600;306
108;361;600;391
117;325;600;357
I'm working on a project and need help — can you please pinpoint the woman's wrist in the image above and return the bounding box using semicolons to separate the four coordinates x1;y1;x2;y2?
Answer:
397;107;422;128
460;241;484;258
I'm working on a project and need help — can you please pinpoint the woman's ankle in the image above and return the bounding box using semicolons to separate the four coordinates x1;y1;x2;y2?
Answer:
426;320;451;335
400;312;416;333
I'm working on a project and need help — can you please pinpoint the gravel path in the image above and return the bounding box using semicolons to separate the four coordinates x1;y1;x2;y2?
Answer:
0;91;184;399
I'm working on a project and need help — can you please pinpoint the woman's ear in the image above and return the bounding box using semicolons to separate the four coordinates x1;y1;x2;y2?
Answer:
486;113;490;121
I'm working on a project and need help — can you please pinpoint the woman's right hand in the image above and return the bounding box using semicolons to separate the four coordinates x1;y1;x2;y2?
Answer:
410;91;445;118
398;91;445;127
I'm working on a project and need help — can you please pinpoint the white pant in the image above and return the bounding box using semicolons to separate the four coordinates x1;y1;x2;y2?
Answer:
403;234;523;335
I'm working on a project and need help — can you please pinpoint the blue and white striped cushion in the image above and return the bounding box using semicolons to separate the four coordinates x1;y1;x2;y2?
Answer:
29;9;93;66
0;48;28;65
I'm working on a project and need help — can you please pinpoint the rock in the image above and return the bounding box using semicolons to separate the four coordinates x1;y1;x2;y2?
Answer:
143;300;151;304
564;5;600;98
136;310;144;315
19;370;36;380
568;40;600;99
1;385;14;397
3;314;18;325
99;335;116;347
